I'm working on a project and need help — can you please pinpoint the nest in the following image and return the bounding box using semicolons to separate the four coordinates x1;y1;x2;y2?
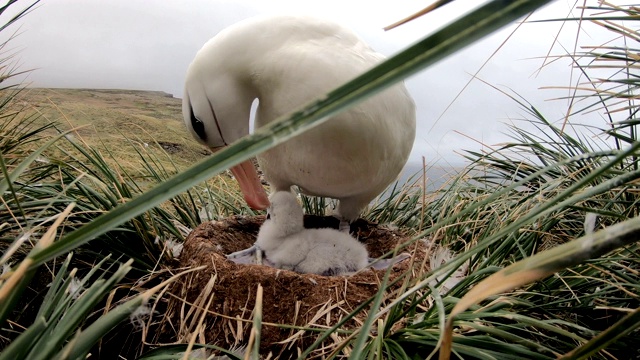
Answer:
165;215;428;358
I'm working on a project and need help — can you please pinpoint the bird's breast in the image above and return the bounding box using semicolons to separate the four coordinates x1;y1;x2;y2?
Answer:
256;88;414;198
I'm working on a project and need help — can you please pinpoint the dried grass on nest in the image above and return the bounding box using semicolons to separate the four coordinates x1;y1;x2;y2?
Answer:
164;215;429;358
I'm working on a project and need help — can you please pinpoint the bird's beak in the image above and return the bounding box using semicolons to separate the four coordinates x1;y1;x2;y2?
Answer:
230;160;270;210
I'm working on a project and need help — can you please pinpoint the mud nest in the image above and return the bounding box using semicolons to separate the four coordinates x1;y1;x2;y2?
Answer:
165;215;428;358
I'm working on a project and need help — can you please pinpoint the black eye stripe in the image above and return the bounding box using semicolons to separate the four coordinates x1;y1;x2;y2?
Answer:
207;99;228;146
189;104;207;142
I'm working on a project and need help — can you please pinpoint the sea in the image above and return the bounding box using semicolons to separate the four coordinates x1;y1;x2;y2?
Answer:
393;161;465;193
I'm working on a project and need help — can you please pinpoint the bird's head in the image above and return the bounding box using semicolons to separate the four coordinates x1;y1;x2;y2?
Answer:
182;51;270;210
267;191;305;235
183;65;253;150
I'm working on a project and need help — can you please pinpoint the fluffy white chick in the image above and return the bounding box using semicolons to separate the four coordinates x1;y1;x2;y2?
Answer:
256;191;369;276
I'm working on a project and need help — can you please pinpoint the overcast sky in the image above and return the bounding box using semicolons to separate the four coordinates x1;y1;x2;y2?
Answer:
3;0;608;167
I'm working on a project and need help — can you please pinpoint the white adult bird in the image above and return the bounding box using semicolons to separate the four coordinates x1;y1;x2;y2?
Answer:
256;191;369;276
183;14;416;219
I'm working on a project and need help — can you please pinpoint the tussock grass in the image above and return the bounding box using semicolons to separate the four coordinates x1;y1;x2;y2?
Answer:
0;84;252;357
2;0;640;359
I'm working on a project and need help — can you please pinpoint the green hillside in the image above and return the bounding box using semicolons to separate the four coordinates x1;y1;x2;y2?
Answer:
20;88;209;176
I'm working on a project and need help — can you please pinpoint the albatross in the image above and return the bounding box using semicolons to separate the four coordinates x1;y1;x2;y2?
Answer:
182;15;416;262
183;15;416;260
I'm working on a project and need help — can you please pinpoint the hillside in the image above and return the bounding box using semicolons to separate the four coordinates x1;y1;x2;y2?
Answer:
18;88;210;176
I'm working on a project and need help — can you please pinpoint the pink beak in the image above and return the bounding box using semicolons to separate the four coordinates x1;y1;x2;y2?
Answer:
230;160;270;210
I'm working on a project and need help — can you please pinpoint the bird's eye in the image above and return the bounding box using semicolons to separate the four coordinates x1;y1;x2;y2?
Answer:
190;104;207;141
266;213;271;220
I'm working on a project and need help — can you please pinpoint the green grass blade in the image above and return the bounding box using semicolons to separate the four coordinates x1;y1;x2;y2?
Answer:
426;284;446;360
441;215;640;358
0;203;76;327
560;307;640;359
28;260;133;360
34;252;73;320
0;317;47;360
51;294;145;360
0;131;69;195
0;0;40;33
51;270;188;360
137;344;241;360
350;269;392;358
